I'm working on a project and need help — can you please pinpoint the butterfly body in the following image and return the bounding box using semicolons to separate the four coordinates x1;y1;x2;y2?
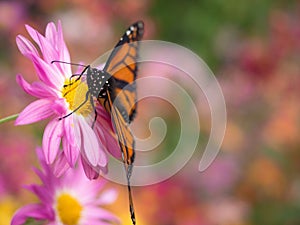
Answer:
86;67;113;99
86;65;135;126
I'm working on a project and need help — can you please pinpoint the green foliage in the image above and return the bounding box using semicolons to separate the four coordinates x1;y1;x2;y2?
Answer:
24;218;44;225
150;0;297;68
251;201;300;225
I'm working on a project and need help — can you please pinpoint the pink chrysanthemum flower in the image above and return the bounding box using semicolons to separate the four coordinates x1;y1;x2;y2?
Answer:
15;21;120;179
11;148;119;225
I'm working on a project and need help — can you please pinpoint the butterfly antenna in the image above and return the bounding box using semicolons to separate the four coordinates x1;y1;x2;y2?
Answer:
51;60;87;67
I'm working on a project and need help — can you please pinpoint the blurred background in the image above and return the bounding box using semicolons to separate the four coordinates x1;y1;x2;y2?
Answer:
1;0;300;224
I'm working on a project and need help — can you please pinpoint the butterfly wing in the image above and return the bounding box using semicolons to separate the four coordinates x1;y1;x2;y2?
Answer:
104;21;144;123
108;92;135;166
107;91;136;224
101;22;144;225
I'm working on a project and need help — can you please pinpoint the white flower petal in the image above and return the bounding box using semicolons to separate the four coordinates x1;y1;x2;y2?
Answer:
78;117;101;166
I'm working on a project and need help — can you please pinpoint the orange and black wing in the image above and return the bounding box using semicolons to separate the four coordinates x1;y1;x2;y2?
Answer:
102;22;144;225
107;91;135;166
104;21;144;123
107;91;136;224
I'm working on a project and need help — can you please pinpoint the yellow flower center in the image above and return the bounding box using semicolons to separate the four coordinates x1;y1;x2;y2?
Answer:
56;193;83;225
62;78;92;117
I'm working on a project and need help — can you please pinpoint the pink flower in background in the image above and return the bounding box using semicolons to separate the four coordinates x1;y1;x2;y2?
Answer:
15;21;120;179
11;148;119;225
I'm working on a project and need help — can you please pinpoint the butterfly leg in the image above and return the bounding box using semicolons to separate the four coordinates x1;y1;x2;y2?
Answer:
64;65;90;87
75;65;90;82
63;73;82;88
90;97;98;129
59;91;90;120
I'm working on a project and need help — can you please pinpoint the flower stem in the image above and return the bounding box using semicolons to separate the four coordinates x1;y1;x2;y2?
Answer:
0;114;19;124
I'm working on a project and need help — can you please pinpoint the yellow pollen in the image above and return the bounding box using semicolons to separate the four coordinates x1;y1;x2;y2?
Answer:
56;193;83;225
62;78;92;117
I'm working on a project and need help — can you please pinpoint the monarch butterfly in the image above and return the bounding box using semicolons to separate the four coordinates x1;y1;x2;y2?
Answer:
87;21;143;225
53;21;144;225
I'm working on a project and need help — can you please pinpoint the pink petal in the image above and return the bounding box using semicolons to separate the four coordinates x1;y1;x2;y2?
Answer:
16;35;39;57
29;53;63;88
105;131;121;158
76;180;106;202
24;23;70;84
96;125;121;159
45;22;57;45
53;98;68;115
26;24;59;64
26;183;53;204
79;117;107;167
16;74;57;98
57;20;71;75
43;119;63;164
32;148;54;187
82;207;119;222
25;24;53;57
74;116;82;149
52;151;70;177
25;24;41;46
64;116;75;145
78;117;99;166
62;162;86;188
96;106;114;130
35;146;46;163
62;137;79;167
81;156;99;179
15;99;54;125
11;204;52;225
48;222;58;225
